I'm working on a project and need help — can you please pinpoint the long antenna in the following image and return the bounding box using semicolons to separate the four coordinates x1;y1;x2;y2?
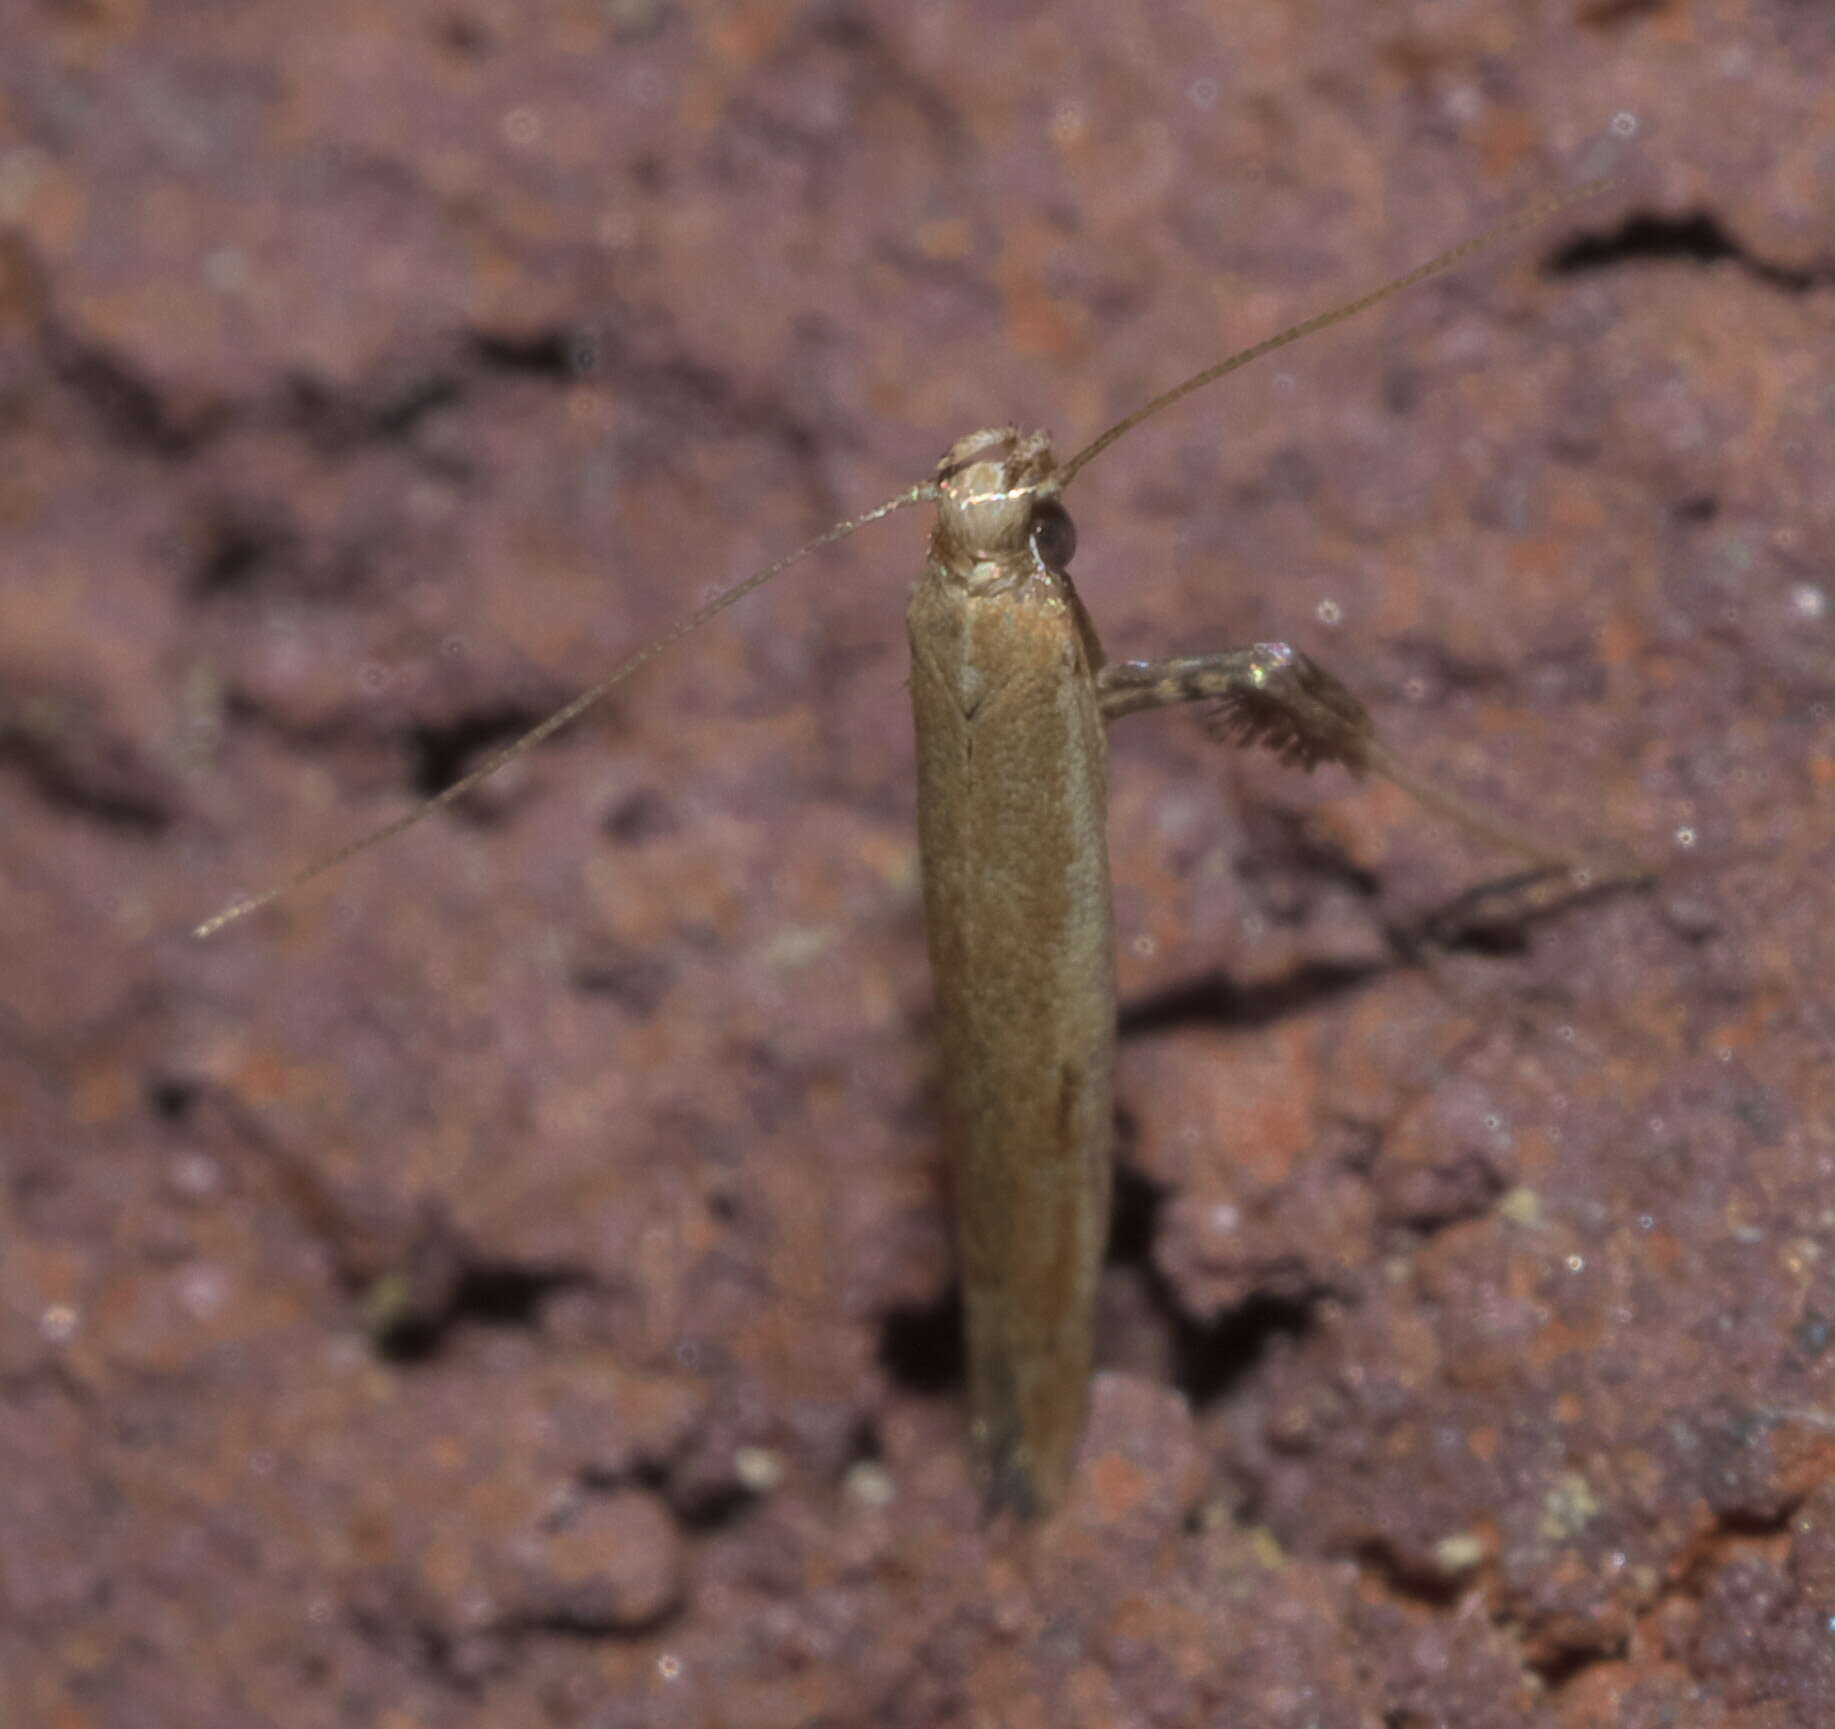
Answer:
193;483;935;938
1057;177;1617;488
196;180;1618;940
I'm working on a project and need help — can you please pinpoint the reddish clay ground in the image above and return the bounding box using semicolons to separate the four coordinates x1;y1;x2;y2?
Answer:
3;3;1833;1725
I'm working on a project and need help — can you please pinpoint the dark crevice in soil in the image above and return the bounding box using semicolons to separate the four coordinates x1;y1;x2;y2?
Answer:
282;368;466;452
1353;1537;1473;1610
1524;1638;1627;1693
845;1412;885;1467
804;3;964;155
878;1165;1319;1413
502;1602;676;1643
1121;850;1636;1039
1671;1498;1800;1592
878;1286;965;1396
1406;866;1648;957
1460;1499;1807;1704
1107;1158;1158;1266
408;704;552;800
348;1597;503;1695
646;1465;759;1534
1108;1162;1321;1410
186;502;394;605
190;1088;591;1364
188;505;298;598
1175;1282;1319;1412
438;13;494;57
1576;0;1669;25
45;315;463;469
0;1359;95;1408
44;322;223;455
0;712;177;834
601;786;678;845
375;1257;589;1364
569;942;675;1018
210;685;575;811
469;318;839;513
1377;634;1610;713
213;685;366;753
472;321;728;426
146;1074;201;1120
1548;209;1833;295
1709;1504;1798;1540
615;1421;767;1532
1242;804;1385;904
1382;634;1524;702
472;327;577;379
1120;958;1384;1039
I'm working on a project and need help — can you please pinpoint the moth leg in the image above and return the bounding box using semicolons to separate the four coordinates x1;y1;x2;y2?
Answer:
1097;643;1650;896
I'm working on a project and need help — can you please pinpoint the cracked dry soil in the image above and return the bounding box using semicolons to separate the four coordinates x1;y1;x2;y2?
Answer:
3;4;1834;1726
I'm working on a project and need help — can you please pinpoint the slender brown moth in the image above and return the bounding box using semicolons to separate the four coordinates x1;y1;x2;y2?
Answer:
197;178;1631;1517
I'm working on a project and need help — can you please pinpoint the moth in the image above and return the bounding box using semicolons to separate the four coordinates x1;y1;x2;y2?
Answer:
198;179;1627;1517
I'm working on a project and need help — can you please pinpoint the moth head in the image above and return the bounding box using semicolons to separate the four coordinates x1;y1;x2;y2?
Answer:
931;426;1069;581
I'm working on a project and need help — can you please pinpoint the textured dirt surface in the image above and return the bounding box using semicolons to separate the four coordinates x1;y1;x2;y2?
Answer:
4;2;1834;1725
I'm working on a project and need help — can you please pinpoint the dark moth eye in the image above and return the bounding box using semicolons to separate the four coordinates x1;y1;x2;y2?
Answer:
1030;500;1078;570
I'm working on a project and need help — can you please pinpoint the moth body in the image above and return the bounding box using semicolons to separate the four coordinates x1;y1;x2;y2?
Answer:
907;428;1115;1514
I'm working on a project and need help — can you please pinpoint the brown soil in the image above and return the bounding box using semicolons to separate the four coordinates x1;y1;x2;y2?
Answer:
4;3;1833;1725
